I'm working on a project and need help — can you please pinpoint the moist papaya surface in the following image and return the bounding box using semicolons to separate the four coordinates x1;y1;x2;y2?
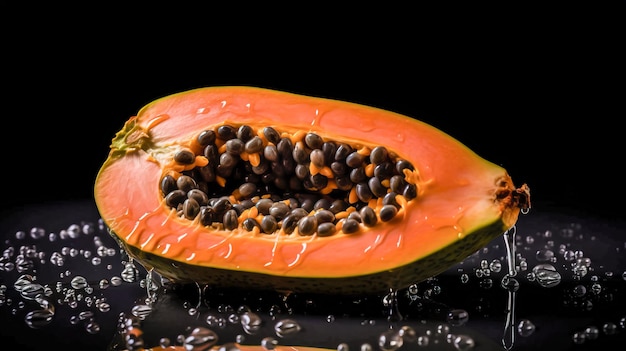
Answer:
94;86;530;294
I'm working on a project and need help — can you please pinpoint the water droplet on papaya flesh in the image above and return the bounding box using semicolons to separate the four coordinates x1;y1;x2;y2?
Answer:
160;123;420;237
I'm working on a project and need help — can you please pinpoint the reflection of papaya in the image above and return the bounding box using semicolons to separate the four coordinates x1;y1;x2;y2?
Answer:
94;86;530;295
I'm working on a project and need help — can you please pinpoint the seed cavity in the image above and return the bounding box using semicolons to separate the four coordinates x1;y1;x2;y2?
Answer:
161;124;419;237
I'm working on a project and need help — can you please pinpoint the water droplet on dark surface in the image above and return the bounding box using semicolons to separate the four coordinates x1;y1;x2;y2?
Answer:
24;308;54;328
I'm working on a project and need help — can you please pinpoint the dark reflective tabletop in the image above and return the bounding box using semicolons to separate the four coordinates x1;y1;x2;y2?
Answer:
1;200;624;351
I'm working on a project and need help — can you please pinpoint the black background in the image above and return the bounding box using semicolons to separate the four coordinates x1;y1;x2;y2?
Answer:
1;6;625;351
2;5;623;222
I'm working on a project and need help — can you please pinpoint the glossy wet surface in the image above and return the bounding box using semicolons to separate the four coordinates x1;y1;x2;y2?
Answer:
1;200;624;351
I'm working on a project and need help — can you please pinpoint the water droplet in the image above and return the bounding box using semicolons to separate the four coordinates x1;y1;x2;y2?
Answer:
205;314;220;327
517;319;535;337
240;311;262;335
67;224;81;239
71;275;89;290
532;263;561;288
159;337;171;348
25;308;54;328
99;279;109;289
261;336;278;350
50;252;65;266
398;325;416;342
78;310;94;321
110;276;123;286
489;259;502;273
121;262;139;283
572;284;587;297
217;342;240;351
85;321;100;334
125;331;145;350
417;335;430;346
274;318;301;337
29;227;46;239
453;334;475;350
603;322;618;335
131;304;152;320
98;302;111;312
378;329;403;351
227;313;239;324
572;331;586;344
183;327;219;351
519;259;528;271
337;343;350;351
16;256;35;272
436;324;450;335
20;283;44;300
446;309;469;326
15;230;26;240
584;326;599;340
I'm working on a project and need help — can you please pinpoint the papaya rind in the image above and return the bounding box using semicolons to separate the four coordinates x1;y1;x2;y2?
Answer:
109;216;506;295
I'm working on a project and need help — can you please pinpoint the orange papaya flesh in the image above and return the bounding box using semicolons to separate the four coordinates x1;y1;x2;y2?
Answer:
94;86;530;295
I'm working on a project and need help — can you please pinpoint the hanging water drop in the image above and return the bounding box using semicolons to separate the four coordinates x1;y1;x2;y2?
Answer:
382;288;402;322
503;226;517;277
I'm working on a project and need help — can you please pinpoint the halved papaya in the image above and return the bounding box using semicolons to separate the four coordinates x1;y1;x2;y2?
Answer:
94;86;530;295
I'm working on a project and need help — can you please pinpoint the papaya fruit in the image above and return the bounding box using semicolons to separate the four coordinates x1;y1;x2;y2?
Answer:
94;86;530;295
